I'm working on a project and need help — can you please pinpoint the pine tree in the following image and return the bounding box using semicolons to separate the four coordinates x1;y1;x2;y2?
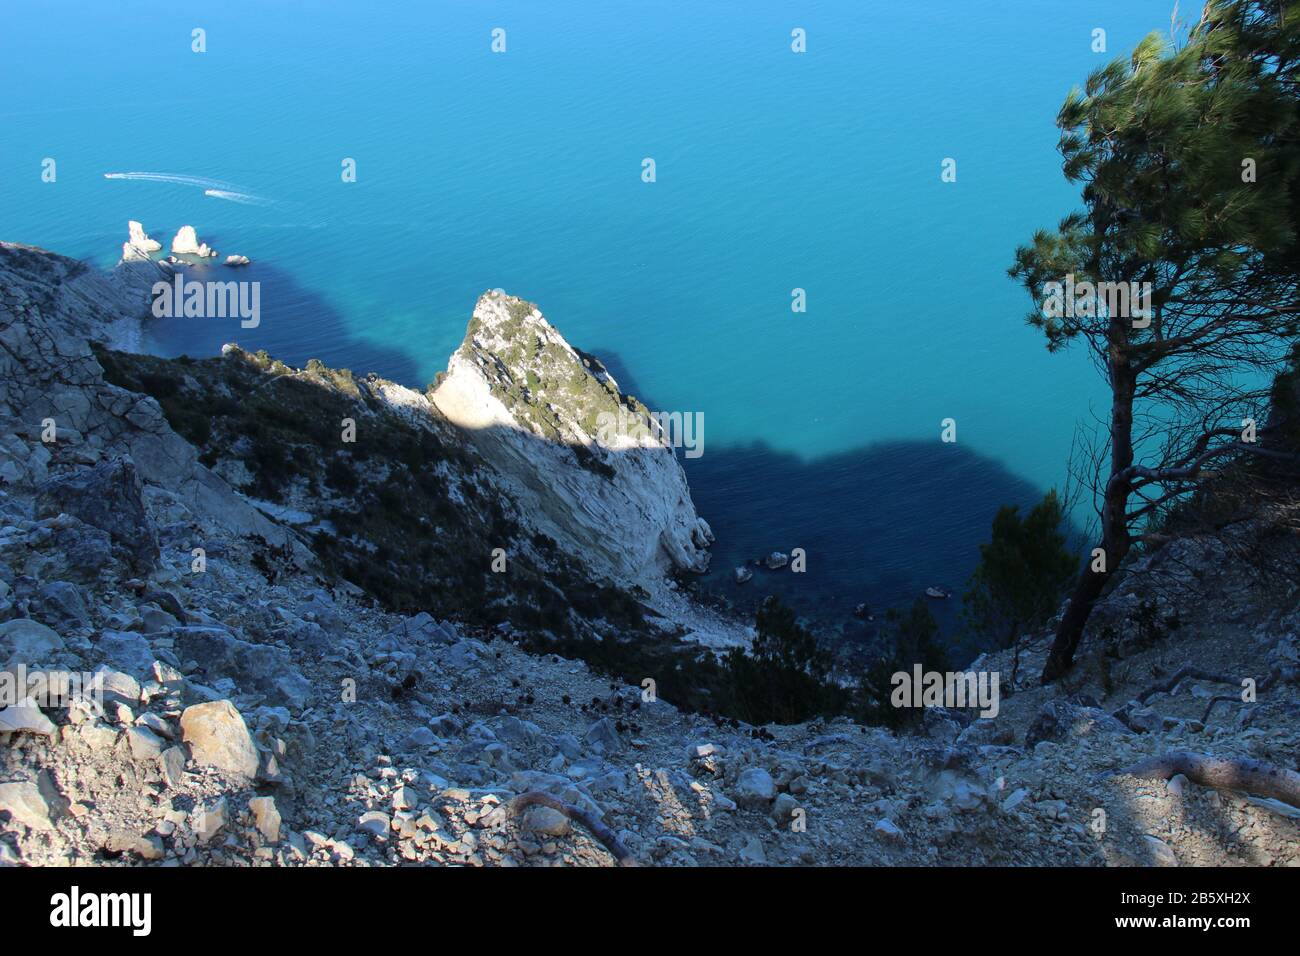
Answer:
1010;2;1300;681
723;596;843;724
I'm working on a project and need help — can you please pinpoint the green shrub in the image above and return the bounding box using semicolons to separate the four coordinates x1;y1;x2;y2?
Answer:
722;596;848;725
325;456;360;493
860;599;951;728
961;490;1077;650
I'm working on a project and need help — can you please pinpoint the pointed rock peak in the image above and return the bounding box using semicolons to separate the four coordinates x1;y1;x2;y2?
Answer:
431;291;714;591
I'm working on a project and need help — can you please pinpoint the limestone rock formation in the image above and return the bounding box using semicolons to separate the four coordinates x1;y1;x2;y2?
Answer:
430;291;715;594
0;241;299;554
121;220;162;262
170;225;216;258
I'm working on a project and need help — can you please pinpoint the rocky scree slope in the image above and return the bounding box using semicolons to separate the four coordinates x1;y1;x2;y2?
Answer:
1;241;1298;867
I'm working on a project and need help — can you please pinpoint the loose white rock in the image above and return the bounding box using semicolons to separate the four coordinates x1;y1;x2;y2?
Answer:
179;700;259;780
0;781;53;830
249;796;282;843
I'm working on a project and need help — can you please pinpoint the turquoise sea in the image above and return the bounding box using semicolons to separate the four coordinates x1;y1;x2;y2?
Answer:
0;1;1179;638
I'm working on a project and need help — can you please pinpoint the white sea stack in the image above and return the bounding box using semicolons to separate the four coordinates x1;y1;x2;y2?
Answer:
171;225;200;254
121;220;162;261
171;225;217;257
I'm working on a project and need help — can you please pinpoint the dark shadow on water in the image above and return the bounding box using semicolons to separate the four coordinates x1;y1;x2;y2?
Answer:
684;440;1049;647
592;348;1074;663
140;255;424;387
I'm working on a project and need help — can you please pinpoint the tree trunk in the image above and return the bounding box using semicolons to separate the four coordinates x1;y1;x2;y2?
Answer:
1041;564;1108;682
1041;336;1136;683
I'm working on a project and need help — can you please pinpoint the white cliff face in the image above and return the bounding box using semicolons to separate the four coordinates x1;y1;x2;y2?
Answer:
431;291;715;594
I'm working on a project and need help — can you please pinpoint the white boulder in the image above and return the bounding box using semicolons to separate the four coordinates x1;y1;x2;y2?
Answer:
0;698;57;736
179;699;259;780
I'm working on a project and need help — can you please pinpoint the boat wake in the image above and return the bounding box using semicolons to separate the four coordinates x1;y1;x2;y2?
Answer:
204;189;274;206
104;171;276;206
103;171;238;190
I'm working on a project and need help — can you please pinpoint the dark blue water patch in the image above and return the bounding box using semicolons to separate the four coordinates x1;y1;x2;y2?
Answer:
141;256;424;387
592;347;1068;656
683;439;1048;632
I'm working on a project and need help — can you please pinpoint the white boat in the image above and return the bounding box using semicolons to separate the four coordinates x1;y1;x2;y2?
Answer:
925;586;951;599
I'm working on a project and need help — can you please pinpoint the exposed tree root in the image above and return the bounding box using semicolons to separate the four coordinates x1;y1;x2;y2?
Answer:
494;791;637;866
1200;667;1289;723
1131;665;1242;706
1113;664;1287;727
1112;751;1300;808
1110;664;1237;731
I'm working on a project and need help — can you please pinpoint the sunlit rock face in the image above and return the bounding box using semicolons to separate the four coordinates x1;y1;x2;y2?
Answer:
431;291;714;592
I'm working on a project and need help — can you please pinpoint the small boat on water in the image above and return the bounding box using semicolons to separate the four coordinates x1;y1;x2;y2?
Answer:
925;586;951;599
